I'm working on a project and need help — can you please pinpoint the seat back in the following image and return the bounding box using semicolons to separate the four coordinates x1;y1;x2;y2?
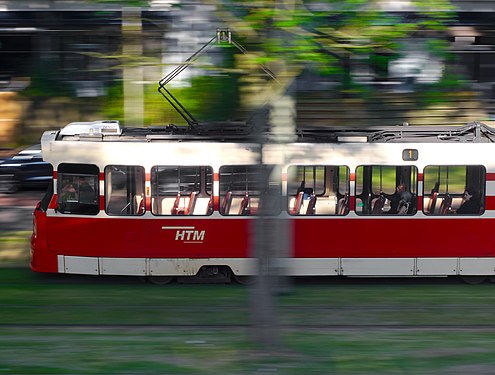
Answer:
372;195;385;214
290;191;304;215
221;191;232;215
427;191;438;214
135;195;144;214
337;193;349;215
185;191;198;215
306;193;317;215
171;192;181;215
207;195;213;215
439;194;452;215
239;192;250;215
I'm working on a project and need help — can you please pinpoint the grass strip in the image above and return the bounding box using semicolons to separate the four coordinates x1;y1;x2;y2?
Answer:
0;230;31;267
2;270;495;374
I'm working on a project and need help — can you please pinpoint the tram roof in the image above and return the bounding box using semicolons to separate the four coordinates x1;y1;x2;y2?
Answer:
50;120;495;144
296;122;495;143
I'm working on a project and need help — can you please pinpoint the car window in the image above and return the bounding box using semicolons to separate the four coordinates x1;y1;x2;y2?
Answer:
12;144;42;160
21;144;41;152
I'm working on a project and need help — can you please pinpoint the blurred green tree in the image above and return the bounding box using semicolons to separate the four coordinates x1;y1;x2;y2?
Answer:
91;0;458;125
213;0;456;108
86;0;149;6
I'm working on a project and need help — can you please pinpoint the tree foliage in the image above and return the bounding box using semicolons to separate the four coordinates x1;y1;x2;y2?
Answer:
89;0;458;123
86;0;149;6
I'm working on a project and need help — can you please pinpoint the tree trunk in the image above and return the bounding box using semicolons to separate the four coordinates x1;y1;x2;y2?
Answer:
250;90;295;350
122;7;144;126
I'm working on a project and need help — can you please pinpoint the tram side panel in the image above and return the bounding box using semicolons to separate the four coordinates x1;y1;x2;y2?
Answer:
43;216;250;258
31;201;495;277
31;180;495;276
292;217;495;259
33;213;495;276
32;215;253;274
30;202;56;273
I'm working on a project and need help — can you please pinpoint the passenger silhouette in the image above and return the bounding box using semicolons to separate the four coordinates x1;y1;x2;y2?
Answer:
456;188;481;215
79;177;96;204
383;183;412;214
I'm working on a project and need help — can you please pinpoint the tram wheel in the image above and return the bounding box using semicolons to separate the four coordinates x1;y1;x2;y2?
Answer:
147;276;174;285
461;276;487;285
233;275;255;285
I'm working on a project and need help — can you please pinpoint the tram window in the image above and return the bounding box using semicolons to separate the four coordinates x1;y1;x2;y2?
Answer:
287;165;350;216
423;165;485;216
150;166;213;216
355;165;418;216
105;165;145;216
219;165;281;216
57;163;99;215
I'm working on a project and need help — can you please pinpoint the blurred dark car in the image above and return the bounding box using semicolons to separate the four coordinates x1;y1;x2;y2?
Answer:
0;144;52;193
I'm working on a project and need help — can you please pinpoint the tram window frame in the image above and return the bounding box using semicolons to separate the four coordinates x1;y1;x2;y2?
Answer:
56;163;100;215
104;165;145;216
287;165;350;216
218;164;281;216
150;165;214;216
423;165;485;216
39;180;53;212
355;165;418;216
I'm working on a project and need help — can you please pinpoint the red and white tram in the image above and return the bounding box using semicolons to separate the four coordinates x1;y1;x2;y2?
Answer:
30;120;495;283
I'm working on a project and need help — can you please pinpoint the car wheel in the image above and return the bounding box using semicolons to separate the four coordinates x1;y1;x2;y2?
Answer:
4;176;20;194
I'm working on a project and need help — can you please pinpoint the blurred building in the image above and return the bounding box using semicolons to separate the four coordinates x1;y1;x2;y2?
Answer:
0;1;173;143
0;0;494;143
297;0;495;127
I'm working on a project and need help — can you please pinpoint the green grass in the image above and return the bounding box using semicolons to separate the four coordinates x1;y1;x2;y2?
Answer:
0;230;31;266
2;328;495;374
1;268;495;374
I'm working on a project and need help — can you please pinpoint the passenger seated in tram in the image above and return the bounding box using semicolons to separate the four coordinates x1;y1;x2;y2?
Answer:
382;183;412;215
60;177;96;205
60;182;77;202
455;187;481;215
79;177;96;204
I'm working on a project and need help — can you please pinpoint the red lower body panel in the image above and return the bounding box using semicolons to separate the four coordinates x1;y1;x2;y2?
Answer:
30;214;495;274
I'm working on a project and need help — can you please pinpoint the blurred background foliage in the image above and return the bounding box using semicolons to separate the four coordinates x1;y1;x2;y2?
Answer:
21;61;72;98
103;74;240;124
102;44;241;124
2;0;494;145
216;0;454;71
80;0;460;125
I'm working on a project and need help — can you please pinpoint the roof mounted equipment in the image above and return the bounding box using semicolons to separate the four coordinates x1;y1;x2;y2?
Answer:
59;120;122;137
